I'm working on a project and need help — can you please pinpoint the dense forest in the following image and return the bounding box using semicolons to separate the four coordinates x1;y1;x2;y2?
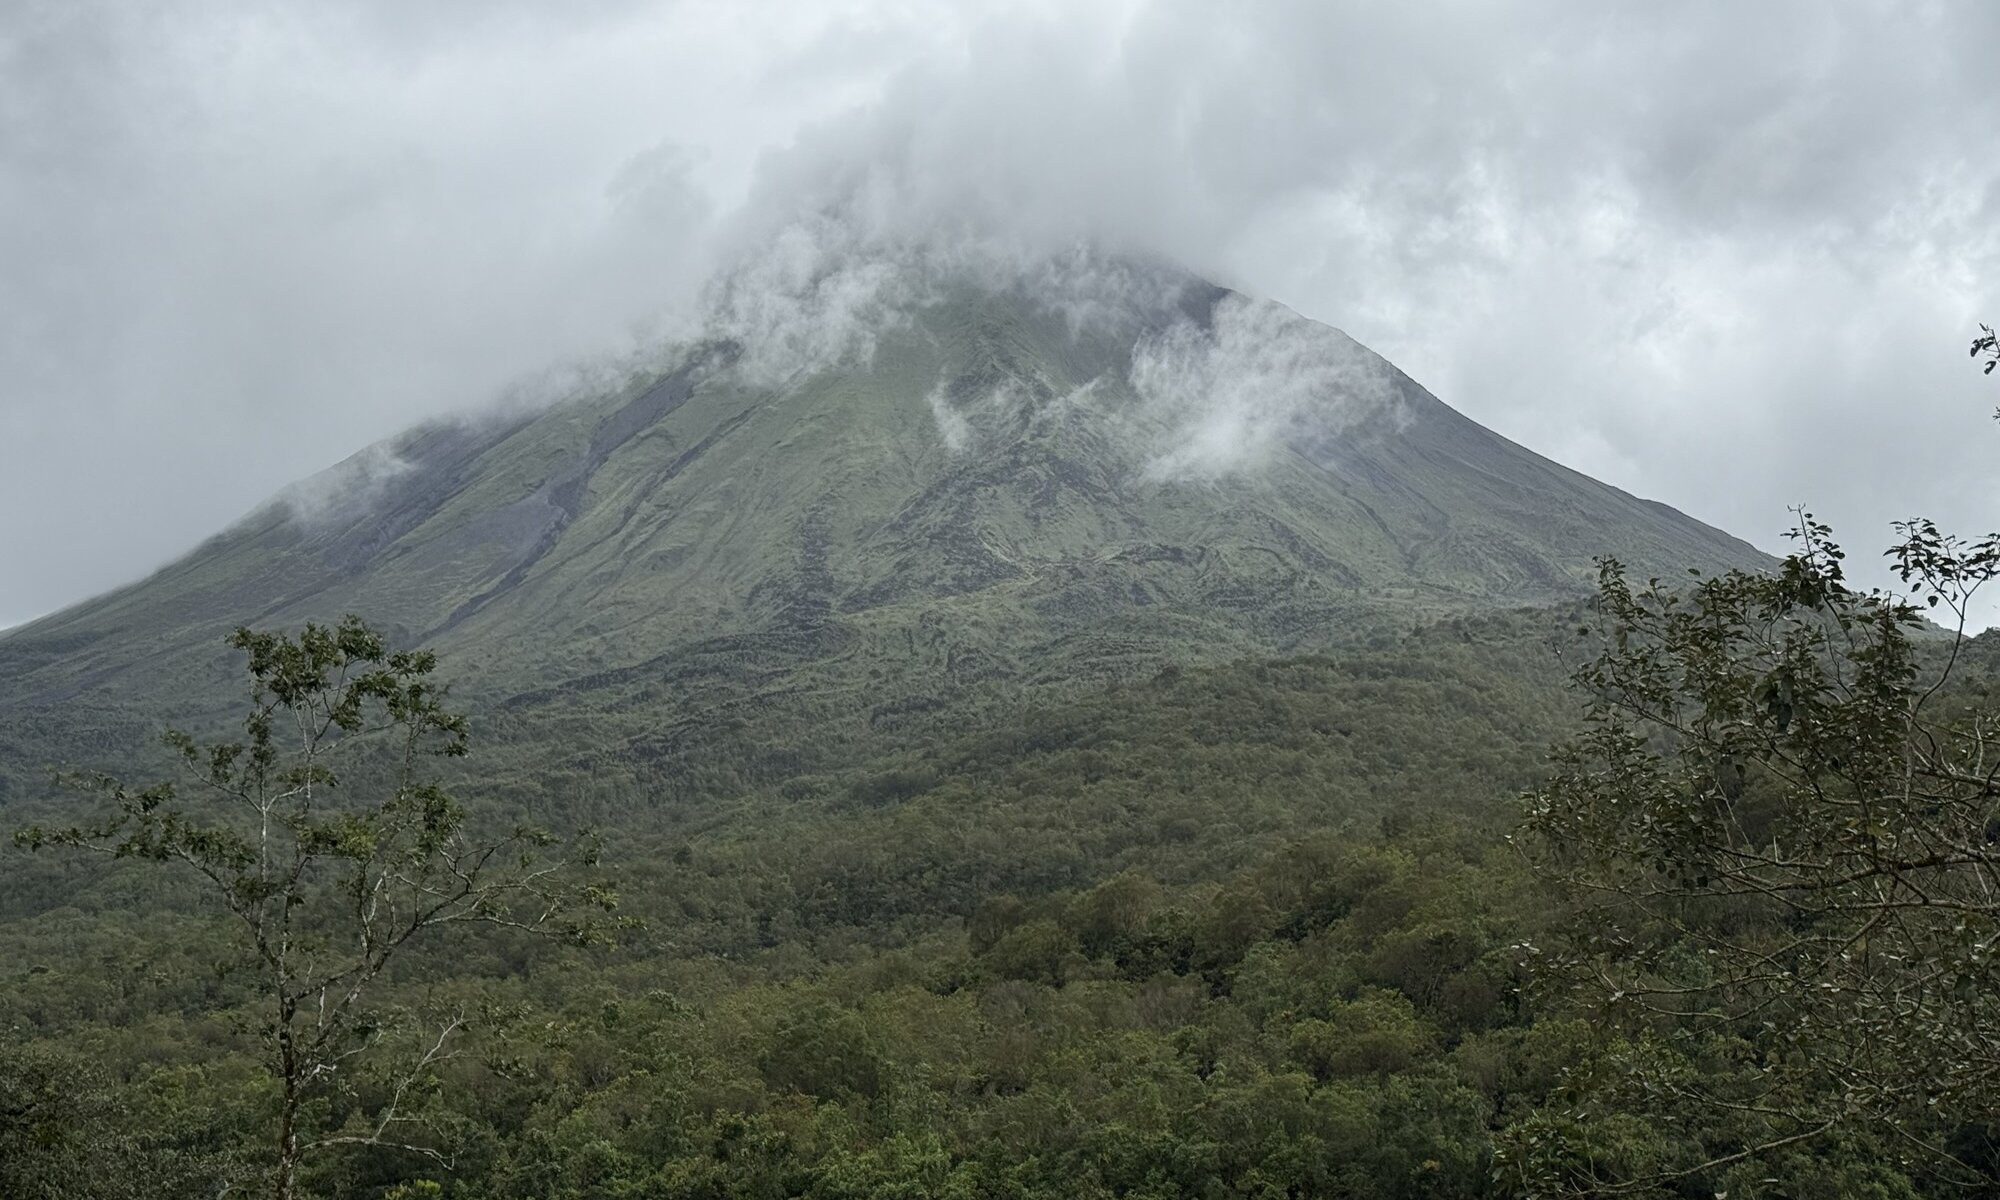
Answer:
7;568;1998;1198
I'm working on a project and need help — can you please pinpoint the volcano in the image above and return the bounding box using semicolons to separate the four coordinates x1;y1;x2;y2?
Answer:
0;258;1765;792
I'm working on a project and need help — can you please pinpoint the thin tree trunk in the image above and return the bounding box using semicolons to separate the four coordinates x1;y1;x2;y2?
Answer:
275;999;299;1200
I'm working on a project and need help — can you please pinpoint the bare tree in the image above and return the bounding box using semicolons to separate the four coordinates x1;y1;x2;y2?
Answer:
16;617;619;1200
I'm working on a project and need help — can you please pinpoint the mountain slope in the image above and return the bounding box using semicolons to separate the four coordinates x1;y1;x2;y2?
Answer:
0;264;1767;786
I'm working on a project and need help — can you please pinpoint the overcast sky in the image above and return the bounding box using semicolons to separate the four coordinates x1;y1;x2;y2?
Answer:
5;1;1999;631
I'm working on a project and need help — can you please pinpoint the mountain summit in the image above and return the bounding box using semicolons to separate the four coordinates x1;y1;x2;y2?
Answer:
0;258;1765;774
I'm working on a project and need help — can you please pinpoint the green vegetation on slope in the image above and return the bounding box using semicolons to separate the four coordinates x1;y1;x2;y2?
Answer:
0;263;1821;1196
0;271;1766;768
5;604;1980;1197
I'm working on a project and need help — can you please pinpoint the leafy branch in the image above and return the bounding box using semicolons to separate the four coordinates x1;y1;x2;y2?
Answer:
15;616;624;1200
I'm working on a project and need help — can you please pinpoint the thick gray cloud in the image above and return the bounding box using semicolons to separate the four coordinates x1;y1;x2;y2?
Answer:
4;0;1998;629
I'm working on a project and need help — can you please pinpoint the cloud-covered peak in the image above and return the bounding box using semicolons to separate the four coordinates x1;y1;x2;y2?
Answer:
4;1;1998;625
